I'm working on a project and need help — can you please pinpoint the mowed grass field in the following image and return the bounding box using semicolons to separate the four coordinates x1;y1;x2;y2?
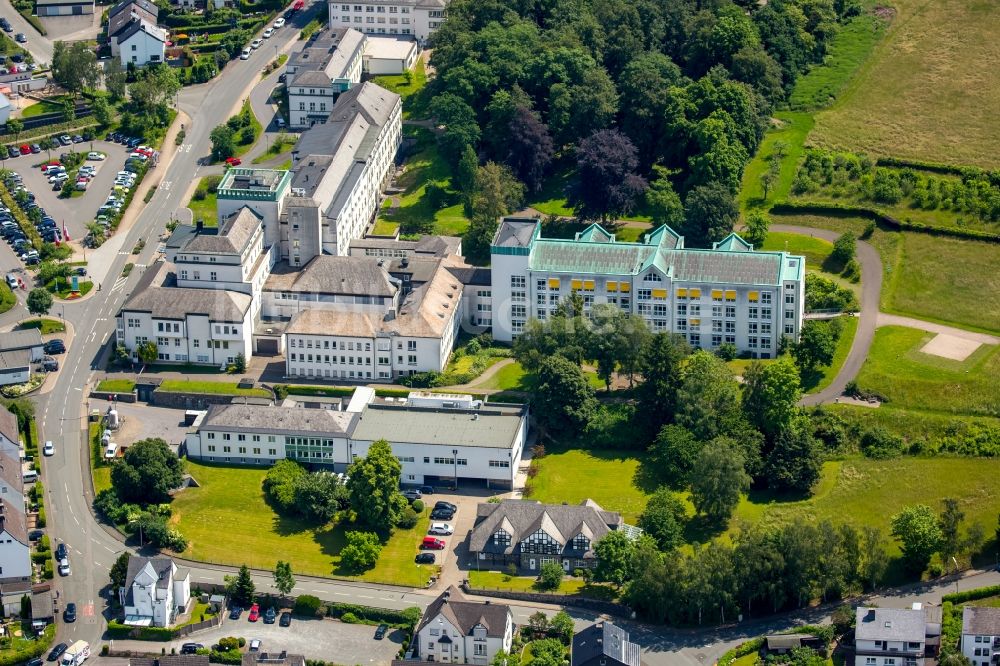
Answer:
809;0;1000;167
855;326;1000;416
170;461;434;586
528;448;1000;559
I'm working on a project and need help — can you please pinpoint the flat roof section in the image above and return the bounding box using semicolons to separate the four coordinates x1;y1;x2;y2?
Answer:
352;403;525;449
218;169;292;202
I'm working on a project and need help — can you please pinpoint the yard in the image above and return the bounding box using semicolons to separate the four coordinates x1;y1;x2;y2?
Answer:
170;461;434;586
760;232;833;270
0;282;15;314
158;380;271;397
809;0;1000;168
373;57;430;119
468;570;618;600
18;318;65;334
475;361;605;392
854;326;1000;417
96;379;136;392
186;175;222;226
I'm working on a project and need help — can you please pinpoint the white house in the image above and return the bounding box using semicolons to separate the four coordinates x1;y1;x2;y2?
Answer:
0;499;30;583
363;36;417;75
115;18;167;67
0;93;11;126
0;442;26;513
116;262;254;367
414;586;513;664
328;0;446;43
121;556;191;628
489;217;805;357
0;407;18;451
0;330;43;388
108;0;157;52
855;606;929;666
286;28;366;129
961;606;1000;666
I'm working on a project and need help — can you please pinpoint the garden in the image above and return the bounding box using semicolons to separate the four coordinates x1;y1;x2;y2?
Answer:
187;174;222;226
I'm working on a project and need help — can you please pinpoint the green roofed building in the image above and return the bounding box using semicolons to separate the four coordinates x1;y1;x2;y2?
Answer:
489;217;805;357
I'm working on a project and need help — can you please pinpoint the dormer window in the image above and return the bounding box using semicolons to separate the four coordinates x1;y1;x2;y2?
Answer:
493;529;511;547
643;273;663;282
572;534;589;551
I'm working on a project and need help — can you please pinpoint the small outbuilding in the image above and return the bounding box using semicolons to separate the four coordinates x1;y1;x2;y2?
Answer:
363;36;417;75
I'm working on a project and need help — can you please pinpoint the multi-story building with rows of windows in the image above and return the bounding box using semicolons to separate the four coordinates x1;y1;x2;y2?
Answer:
328;0;446;43
490;217;805;358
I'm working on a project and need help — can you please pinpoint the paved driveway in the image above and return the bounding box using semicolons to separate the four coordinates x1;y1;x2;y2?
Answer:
6;140;135;240
115;615;404;664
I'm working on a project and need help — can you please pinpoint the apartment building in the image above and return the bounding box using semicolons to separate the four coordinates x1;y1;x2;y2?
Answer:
328;0;446;42
283;81;402;260
489;218;805;357
184;389;527;488
961;607;1000;666
413;586;513;664
285;28;366;129
854;606;931;666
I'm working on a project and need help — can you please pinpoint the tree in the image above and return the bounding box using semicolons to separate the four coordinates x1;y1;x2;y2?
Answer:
105;58;127;101
938;498;965;563
340;531;383;571
455;143;478;196
594;531;635;587
532;355;597;437
743;210;769;247
136;340;158;365
294;472;348;523
62;98;76;123
346;440;407;532
229;564;255;606
764;416;823;492
638;333;690;432
537;561;564;590
26;288;53;316
683;181;740;247
263;459;307;512
647;424;701;486
109;551;130;591
51;41;101;95
464;161;525;263
859;526;889;590
210;125;237;161
550;611;574;645
91;96;114;127
5;117;22;141
528;638;566;666
939;656;973;666
128;65;181;115
110;437;183;504
646;165;685;230
638;487;687;550
568;129;648;222
690;437;749;523
831;232;856;266
527;611;549;635
741;357;801;439
503;106;553;191
273;560;295;596
675;350;741;441
891;504;943;573
429;92;481;166
792;320;837;374
232;352;246;373
492;652;517;666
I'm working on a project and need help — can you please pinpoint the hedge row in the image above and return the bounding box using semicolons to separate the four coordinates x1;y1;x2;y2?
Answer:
325;602;422;628
769;201;1000;243
106;620;176;641
876;156;969;177
718;637;765;666
942;584;1000;605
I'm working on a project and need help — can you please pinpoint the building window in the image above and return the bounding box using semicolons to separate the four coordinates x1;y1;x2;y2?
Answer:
510;275;525;288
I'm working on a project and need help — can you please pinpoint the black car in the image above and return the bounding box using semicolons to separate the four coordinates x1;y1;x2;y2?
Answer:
28;529;43;541
63;603;77;623
374;623;388;640
180;643;203;655
263;607;276;624
0;19;10;32
402;489;422;502
6;146;17;158
430;508;454;520
229;606;243;620
55;542;67;560
434;501;457;512
419;485;434;495
43;340;66;354
414;552;435;564
279;612;292;627
27;658;43;666
47;643;68;662
105;132;114;141
72;135;83;143
42;359;58;372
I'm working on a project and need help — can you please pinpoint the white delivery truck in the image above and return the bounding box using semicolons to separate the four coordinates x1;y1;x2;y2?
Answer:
61;641;90;666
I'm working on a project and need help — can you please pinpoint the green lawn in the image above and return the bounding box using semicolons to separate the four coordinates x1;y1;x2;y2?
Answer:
186;175;222;226
477;361;604;392
171;461;434;585
526;168;574;217
20;99;66;118
233;100;264;159
0;282;15;314
468;570;618;599
371;218;400;236
825;403;1000;449
373;57;430;119
739;111;814;212
158;380;271;397
96;379;136;392
805;315;859;393
855;326;999;417
18;318;65;334
93;466;111;494
52;279;93;299
760;232;833;269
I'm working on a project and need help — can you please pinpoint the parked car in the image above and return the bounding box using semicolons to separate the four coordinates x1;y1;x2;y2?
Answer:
42;359;58;372
279;612;292;627
6;146;17;158
430;507;455;520
229;606;243;620
30;144;40;153
249;639;262;652
402;489;422;502
225;156;242;166
86;151;105;161
44;339;66;354
0;18;10;32
248;603;260;622
415;552;436;564
240;47;252;60
419;485;434;495
47;643;68;662
428;522;453;536
18;145;29;155
14;32;26;43
374;624;388;640
251;38;262;49
263;27;274;38
63;603;76;622
263;607;276;624
72;135;83;143
58;135;72;146
28;529;43;541
421;536;446;550
43;440;54;456
180;644;203;655
273;17;285;28
58;557;70;576
434;501;457;512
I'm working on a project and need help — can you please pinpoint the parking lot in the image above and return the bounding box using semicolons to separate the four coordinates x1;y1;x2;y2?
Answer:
6;139;137;241
149;615;405;664
92;400;192;451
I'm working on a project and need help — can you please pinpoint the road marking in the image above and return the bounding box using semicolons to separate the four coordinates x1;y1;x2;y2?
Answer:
103;544;115;553
111;277;128;292
118;251;128;256
73;387;81;391
161;181;172;191
333;592;348;596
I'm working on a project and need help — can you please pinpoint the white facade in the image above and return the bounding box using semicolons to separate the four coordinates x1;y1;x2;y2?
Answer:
415;587;513;665
116;20;166;66
363;36;418;75
121;557;191;628
329;0;446;43
854;607;926;666
961;607;1000;666
489;219;805;357
287;29;366;129
0;505;30;581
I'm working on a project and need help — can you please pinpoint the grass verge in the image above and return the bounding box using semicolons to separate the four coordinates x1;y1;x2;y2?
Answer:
187;174;222;226
467;570;618;599
96;379;135;392
157;380;270;397
805;315;858;394
17;318;64;334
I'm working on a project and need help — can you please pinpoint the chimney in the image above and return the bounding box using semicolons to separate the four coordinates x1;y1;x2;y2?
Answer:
401;256;409;267
196;219;204;232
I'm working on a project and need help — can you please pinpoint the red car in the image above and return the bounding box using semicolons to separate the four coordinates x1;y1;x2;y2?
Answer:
19;145;30;155
248;603;260;622
225;157;241;166
421;536;446;550
42;160;61;169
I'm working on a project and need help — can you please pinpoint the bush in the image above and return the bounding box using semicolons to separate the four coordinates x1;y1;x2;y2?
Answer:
209;650;242;665
44;559;53;579
860;427;904;459
537;562;564;591
217;637;240;651
294;594;323;616
237;638;246;648
411;499;424;513
37;506;46;527
341;612;360;624
715;342;738;361
326;602;422;628
263;459;307;513
943;584;1000;605
397;506;418;529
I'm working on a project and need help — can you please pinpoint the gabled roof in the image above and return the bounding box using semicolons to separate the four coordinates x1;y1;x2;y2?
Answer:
264;256;398;298
108;0;157;21
116;17;167;46
108;0;157;37
0;329;42;352
855;607;926;643
713;233;754;252
181;207;261;255
417;586;511;638
0;442;23;496
121;263;252;322
575;223;614;243
0;406;18;445
469;499;622;556
126;556;175;591
962;606;1000;636
0;497;27;545
572;622;642;666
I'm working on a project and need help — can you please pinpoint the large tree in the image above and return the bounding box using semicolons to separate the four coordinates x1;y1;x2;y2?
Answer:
675;350;741;441
26;288;53;316
346;440;408;532
741;357;801;439
690;436;749;523
593;531;636;587
430;92;481;166
647;424;701;486
792;320;837;374
339;531;383;571
764;416;823;492
503;106;553;191
464;162;524;263
567;129;648;222
129;64;181;115
638;488;687;550
646;165;686;231
533;355;598;437
682;181;739;247
52;41;101;95
891;504;943;573
938;498;965;564
273;560;295;596
110;438;183;504
637;332;690;432
105;58;128;100
109;551;130;591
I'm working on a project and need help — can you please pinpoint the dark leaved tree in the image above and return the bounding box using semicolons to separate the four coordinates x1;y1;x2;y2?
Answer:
568;129;648;222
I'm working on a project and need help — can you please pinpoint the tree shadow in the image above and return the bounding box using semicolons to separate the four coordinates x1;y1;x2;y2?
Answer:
682;514;729;544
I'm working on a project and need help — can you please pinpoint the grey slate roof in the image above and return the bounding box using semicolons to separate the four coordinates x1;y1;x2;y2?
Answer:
31;591;54;620
417;586;511;638
291;70;335;87
199;403;357;435
0;497;27;545
242;653;306;666
0;442;23;497
492;218;538;248
121;285;251;322
264;256;398;297
108;0;157;37
351;403;525;449
446;265;491;286
182;208;261;255
469;499;622;557
292;81;399;160
0;349;31;371
0;329;42;352
115;18;166;46
572;622;642;666
0;406;17;445
126;556;174;591
963;606;1000;636
855;607;926;643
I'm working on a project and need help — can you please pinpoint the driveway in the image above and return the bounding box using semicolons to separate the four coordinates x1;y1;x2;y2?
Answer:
112;615;404;664
0;0;54;64
7;139;136;241
96;401;194;450
423;487;501;590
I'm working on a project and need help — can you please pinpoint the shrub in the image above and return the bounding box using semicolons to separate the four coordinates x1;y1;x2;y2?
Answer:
537;562;564;591
237;638;246;648
341;612;360;624
397;506;418;529
294;594;323;616
715;342;738;361
860;427;904;459
209;650;242;665
340;531;382;571
44;559;53;579
411;499;424;513
217;637;240;651
37;506;46;527
263;459;307;513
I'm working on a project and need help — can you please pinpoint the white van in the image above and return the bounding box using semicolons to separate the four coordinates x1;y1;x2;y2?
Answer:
104;441;118;459
22;469;38;483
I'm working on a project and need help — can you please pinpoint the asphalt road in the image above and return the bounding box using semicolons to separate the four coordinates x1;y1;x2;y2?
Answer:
0;0;54;64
